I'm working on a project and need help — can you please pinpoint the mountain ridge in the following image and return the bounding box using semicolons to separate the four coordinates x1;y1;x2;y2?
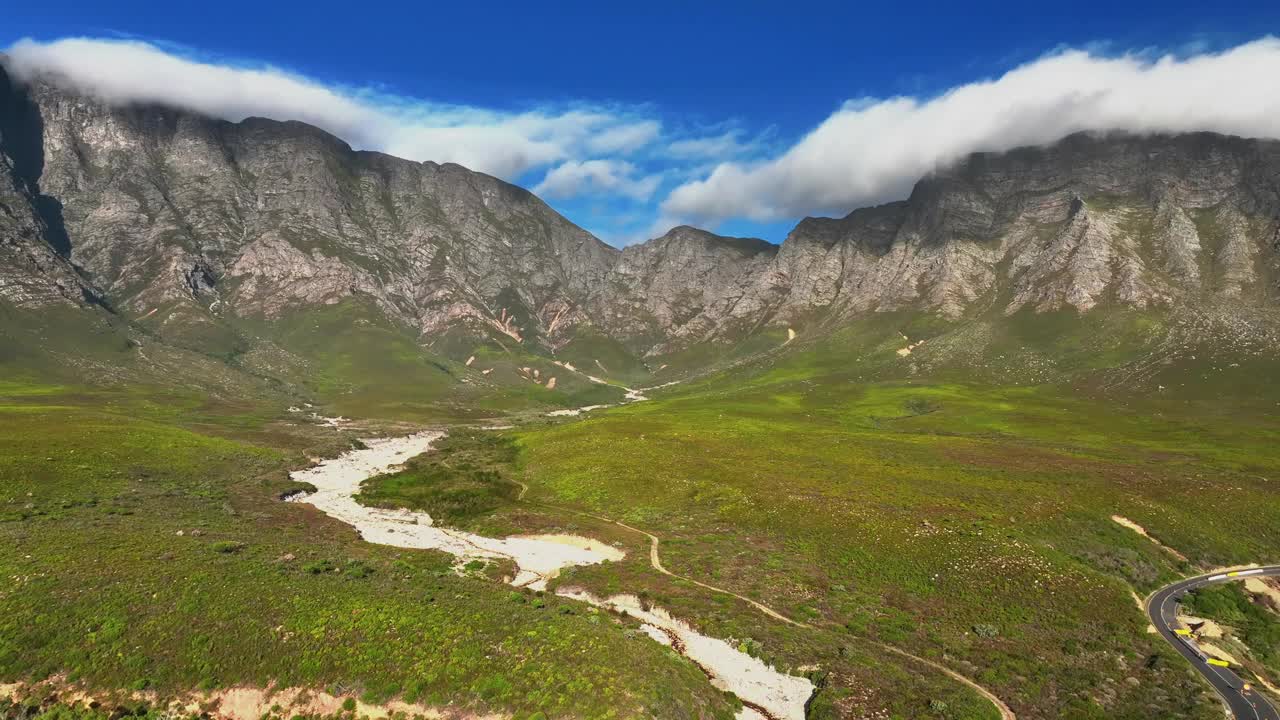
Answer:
2;60;1278;374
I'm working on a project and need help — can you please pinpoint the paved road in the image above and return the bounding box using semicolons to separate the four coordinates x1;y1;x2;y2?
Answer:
1147;567;1280;720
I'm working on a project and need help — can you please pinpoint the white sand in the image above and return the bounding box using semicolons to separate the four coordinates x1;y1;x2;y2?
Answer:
557;589;814;720
1110;515;1189;561
289;432;812;718
545;378;681;415
2;679;501;720
625;380;682;402
1245;577;1280;609
288;432;622;590
546;404;611;417
546;359;683;409
307;412;350;429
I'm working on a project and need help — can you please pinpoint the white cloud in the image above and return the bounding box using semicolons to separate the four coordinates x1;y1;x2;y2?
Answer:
664;38;1280;223
585;120;662;154
13;35;1280;242
533;159;661;201
3;37;658;182
666;130;756;159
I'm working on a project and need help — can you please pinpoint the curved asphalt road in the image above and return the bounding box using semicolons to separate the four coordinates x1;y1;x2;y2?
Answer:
1147;566;1280;720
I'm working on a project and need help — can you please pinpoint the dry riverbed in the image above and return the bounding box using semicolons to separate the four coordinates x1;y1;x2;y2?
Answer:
287;431;814;720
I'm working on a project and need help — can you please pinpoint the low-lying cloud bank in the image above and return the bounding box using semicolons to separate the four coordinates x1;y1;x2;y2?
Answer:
3;37;665;182
664;37;1280;223
7;36;1280;240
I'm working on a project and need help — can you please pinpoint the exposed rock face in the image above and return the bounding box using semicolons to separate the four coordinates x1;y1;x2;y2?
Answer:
9;63;620;350
599;226;777;352
0;68;97;309
2;60;1279;360
739;134;1280;329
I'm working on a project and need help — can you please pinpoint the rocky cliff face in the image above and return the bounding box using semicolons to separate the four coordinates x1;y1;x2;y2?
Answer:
3;61;626;352
3;60;1278;364
729;133;1280;337
0;67;97;309
598;226;777;352
612;134;1279;349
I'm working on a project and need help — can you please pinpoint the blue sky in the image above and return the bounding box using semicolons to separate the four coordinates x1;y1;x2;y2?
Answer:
6;1;1280;245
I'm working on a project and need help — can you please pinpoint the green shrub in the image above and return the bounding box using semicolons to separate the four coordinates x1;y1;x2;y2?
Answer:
303;560;336;575
475;674;513;701
344;560;374;579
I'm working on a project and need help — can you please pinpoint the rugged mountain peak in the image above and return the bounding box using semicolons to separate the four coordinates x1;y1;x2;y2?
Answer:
0;60;624;354
594;226;778;352
2;60;1279;365
744;131;1280;326
645;224;777;256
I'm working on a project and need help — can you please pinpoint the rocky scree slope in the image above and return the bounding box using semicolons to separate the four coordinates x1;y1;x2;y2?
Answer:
2;59;1279;366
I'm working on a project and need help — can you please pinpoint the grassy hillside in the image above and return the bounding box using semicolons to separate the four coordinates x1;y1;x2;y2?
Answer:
507;314;1280;719
0;298;635;424
0;379;739;720
4;299;1279;719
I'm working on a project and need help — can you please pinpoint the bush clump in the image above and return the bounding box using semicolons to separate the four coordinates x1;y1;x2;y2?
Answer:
972;623;999;638
303;559;336;575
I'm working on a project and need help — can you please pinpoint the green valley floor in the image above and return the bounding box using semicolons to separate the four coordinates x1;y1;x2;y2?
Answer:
3;335;1279;719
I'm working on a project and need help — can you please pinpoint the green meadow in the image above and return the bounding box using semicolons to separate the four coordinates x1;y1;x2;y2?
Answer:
0;382;737;720
4;303;1280;719
508;336;1280;719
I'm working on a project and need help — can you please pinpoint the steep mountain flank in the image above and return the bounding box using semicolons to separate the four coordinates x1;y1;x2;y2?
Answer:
0;67;98;309
3;59;1279;374
5;61;624;353
732;133;1280;335
599;225;777;352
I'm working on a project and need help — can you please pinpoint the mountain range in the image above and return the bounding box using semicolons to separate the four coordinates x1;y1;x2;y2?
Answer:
3;57;1278;401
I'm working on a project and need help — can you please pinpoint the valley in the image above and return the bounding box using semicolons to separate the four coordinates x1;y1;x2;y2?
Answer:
6;325;1280;719
3;53;1280;720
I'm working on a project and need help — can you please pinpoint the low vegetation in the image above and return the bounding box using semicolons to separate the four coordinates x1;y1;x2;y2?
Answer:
512;330;1280;718
1186;584;1280;680
0;381;737;719
5;304;1280;719
357;429;523;529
